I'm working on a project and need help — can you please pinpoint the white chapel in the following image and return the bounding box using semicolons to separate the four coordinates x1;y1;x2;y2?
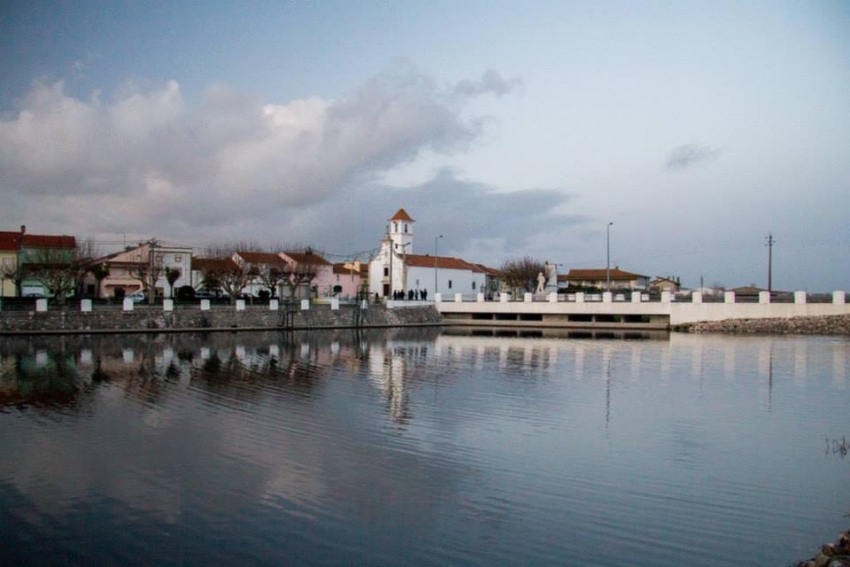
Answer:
368;209;492;300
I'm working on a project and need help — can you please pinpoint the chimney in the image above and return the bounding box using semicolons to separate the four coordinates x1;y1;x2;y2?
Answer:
20;225;25;235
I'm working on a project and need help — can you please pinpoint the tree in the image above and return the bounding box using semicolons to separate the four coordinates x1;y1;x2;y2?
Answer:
165;267;182;298
257;263;287;298
498;256;545;297
199;243;258;304
280;248;323;301
0;257;21;298
23;240;99;305
88;262;110;299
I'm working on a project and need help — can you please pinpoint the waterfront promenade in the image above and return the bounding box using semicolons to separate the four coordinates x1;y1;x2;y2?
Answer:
434;290;849;329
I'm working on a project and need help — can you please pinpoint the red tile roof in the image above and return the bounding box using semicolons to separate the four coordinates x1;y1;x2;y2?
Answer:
22;234;76;249
282;251;331;266
563;268;648;281
0;231;22;252
193;258;239;272
404;254;483;272
390;208;414;222
333;263;360;275
237;252;287;266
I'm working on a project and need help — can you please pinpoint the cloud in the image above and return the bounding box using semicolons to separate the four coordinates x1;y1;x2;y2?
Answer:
666;144;721;170
454;69;523;98
0;64;510;237
269;167;584;266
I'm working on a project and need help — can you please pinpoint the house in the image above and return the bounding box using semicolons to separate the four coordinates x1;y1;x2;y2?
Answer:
232;251;290;298
18;227;77;297
332;262;363;299
87;240;193;299
0;230;23;297
649;276;681;293
278;249;334;300
368;209;489;299
559;268;650;292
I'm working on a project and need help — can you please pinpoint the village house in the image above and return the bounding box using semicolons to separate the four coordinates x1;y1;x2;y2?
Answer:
332;262;363;299
87;240;193;299
0;230;22;297
15;226;77;298
559;268;650;292
648;276;682;294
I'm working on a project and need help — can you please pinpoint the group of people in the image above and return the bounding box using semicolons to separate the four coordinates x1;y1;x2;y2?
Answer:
391;288;428;301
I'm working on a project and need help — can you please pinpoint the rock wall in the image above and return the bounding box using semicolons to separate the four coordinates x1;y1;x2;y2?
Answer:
0;304;442;335
676;314;850;335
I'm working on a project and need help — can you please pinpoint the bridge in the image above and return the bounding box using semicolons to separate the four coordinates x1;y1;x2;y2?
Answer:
431;290;849;331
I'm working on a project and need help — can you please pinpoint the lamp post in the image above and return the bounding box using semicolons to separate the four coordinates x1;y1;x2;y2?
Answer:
606;222;613;291
434;234;443;297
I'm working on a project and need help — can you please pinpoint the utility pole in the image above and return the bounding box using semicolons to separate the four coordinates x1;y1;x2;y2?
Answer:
606;222;613;291
766;233;775;293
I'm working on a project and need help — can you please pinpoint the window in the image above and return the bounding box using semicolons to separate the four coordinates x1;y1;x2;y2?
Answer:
393;222;398;232
404;224;408;233
175;255;182;263
472;281;476;290
448;280;453;289
384;267;389;276
1;257;13;269
155;254;163;262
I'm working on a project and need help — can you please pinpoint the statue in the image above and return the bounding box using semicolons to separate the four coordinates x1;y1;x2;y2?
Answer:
536;271;546;293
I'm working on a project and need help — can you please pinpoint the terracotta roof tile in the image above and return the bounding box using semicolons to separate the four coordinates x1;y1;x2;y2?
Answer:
404;254;482;272
565;268;647;281
281;251;331;266
237;252;287;266
0;231;22;252
390;208;414;222
21;234;76;249
332;263;360;275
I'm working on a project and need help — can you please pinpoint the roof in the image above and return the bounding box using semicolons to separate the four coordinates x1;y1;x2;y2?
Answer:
193;258;239;272
0;231;22;252
472;263;501;277
389;208;414;222
281;251;331;266
237;252;287;266
728;286;766;295
21;234;76;249
564;268;648;281
333;262;360;275
404;254;483;272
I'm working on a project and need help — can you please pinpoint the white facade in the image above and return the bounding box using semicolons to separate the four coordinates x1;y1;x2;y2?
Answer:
368;209;487;299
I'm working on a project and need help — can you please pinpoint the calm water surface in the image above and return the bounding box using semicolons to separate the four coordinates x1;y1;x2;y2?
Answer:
0;329;848;566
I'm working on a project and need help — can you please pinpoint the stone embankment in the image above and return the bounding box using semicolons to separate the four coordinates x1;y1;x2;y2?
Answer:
0;304;441;335
792;529;850;567
677;314;850;336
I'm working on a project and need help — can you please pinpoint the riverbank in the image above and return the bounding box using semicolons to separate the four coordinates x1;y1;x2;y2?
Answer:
0;304;442;335
676;314;850;336
792;529;850;567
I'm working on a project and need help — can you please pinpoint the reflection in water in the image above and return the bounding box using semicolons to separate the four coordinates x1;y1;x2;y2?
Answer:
0;331;848;567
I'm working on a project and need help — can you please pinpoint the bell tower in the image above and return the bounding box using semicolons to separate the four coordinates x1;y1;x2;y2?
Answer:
388;208;414;254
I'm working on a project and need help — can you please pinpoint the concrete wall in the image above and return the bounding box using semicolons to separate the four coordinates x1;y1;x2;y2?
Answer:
436;292;849;326
0;304;441;334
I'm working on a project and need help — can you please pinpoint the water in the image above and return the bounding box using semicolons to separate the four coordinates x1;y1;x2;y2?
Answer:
0;329;847;566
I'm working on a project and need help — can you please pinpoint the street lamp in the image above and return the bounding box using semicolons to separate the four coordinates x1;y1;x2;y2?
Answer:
606;222;613;291
434;235;443;297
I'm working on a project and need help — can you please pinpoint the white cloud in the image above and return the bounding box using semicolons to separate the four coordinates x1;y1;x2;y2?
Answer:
0;64;508;239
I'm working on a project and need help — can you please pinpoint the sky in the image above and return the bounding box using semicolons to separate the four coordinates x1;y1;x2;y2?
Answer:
1;0;848;291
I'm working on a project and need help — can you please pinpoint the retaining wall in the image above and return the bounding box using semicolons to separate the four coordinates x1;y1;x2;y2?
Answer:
0;304;441;335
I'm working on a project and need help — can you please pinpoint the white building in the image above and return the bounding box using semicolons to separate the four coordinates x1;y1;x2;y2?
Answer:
368;209;488;300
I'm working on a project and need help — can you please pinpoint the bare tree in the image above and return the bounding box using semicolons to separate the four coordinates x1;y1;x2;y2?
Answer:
165;266;182;298
23;240;99;305
199;243;259;304
280;248;323;301
498;256;545;297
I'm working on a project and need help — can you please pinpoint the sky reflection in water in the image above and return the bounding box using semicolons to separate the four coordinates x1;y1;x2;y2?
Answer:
0;329;848;566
